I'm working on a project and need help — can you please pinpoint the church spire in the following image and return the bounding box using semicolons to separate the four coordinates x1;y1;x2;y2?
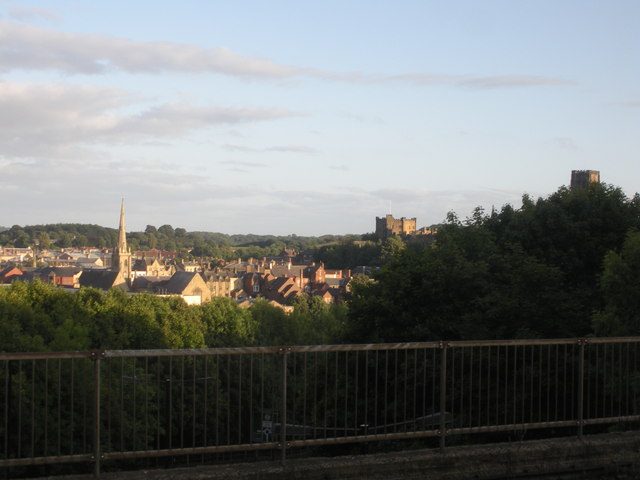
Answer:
112;199;132;280
118;198;127;253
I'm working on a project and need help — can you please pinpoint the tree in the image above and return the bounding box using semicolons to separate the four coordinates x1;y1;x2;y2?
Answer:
199;298;255;347
593;231;640;336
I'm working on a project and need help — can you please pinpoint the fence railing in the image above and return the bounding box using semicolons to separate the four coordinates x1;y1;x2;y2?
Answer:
2;337;640;477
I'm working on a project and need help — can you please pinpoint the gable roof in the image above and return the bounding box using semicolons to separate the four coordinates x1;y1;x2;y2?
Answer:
162;271;204;294
79;270;127;291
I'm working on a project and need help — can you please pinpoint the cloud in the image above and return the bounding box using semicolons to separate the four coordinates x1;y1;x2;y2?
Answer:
615;101;640;108
554;137;578;150
0;20;576;89
222;144;317;154
0;80;302;158
7;7;61;23
458;76;575;89
220;160;266;168
339;112;384;124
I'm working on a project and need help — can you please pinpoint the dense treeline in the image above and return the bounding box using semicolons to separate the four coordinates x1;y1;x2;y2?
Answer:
2;183;640;353
348;184;640;342
0;223;355;261
0;281;347;353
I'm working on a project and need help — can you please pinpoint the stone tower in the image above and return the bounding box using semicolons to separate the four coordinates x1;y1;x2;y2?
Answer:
570;170;600;190
112;199;132;280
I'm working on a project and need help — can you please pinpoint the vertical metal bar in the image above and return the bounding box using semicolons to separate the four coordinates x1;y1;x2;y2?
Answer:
486;347;491;426
364;350;369;434
238;355;242;444
344;351;348;434
280;349;288;467
394;349;398;432
3;361;8;463
156;357;161;451
495;346;500;425
181;356;185;449
384;350;389;433
459;347;464;427
19;360;23;457
512;345;517;426
204;356;208;449
577;339;585;438
355;351;360;433
169;357;173;449
374;351;378;436
595;344;599;419
303;353;307;435
249;355;254;445
563;344;568;420
439;342;447;451
226;356;230;446
31;360;35;458
191;357;196;457
469;347;474;428
529;346;534;424
44;359;48;456
412;349;417;431
313;352;318;439
144;357;149;452
477;347;482;427
324;352;328;439
57;358;62;456
334;352;339;435
132;357;137;452
93;353;102;478
120;357;124;452
626;343;630;416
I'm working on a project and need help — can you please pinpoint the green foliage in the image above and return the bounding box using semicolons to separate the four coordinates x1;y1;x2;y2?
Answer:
348;183;640;342
199;297;256;347
593;231;640;336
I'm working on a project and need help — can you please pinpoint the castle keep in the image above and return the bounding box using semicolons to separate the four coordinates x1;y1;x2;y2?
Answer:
375;215;416;239
570;170;600;190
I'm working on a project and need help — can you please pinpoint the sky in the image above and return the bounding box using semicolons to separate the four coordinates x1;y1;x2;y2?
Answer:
0;0;638;235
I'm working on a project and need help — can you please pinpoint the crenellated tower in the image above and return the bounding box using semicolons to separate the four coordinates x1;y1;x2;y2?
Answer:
112;199;132;280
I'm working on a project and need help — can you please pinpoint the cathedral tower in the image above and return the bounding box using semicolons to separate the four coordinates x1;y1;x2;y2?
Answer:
112;199;132;280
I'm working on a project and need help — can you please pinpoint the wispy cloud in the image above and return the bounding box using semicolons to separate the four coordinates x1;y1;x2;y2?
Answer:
223;144;317;154
458;75;575;89
0;80;302;158
0;20;575;90
553;137;578;150
220;160;266;168
7;7;61;23
614;100;640;108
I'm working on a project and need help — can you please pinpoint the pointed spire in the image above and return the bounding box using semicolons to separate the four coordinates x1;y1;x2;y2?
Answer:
118;198;127;252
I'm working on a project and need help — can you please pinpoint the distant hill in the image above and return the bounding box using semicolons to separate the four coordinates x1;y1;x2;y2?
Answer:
0;223;363;261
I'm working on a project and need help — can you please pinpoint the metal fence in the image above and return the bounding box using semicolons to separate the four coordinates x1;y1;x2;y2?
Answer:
2;337;640;477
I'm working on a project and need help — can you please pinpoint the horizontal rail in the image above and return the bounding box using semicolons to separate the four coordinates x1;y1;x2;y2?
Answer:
102;442;279;461
0;454;93;468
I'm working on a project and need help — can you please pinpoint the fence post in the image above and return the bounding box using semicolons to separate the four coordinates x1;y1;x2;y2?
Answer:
279;347;291;467
439;342;448;451
91;351;104;478
577;338;586;439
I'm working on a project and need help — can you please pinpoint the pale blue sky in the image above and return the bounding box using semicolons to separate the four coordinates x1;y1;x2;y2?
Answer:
0;0;638;235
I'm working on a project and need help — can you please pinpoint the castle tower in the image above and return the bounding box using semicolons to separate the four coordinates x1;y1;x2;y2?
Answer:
112;199;132;280
570;170;600;190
